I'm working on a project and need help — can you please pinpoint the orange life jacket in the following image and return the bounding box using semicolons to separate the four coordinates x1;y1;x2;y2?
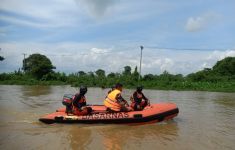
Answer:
130;92;143;103
72;95;86;103
136;92;143;99
72;95;86;110
79;96;86;103
104;89;122;111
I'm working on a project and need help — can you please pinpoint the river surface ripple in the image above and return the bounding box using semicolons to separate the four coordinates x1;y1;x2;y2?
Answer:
0;85;234;150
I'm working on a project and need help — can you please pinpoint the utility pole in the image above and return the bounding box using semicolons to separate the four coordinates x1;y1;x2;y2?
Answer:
139;45;144;82
22;53;27;72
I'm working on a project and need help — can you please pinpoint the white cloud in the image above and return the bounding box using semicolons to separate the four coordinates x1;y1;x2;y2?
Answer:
0;42;138;73
143;58;174;73
185;12;220;32
1;42;235;75
201;50;235;68
90;47;110;54
207;50;235;60
160;58;174;71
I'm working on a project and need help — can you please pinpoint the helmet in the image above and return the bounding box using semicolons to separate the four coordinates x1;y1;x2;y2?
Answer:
136;86;143;92
80;86;87;95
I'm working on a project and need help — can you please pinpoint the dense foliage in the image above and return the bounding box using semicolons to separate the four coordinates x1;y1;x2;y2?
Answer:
0;54;234;92
186;57;235;82
23;53;55;79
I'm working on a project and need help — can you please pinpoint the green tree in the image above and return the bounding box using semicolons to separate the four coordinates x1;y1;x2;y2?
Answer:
94;69;106;87
88;71;95;78
143;74;154;81
123;66;131;76
213;57;235;76
132;66;139;81
78;71;86;77
174;74;184;81
107;72;116;78
23;53;55;79
95;69;105;77
159;70;170;80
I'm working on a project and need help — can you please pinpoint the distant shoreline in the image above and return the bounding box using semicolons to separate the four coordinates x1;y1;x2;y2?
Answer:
1;80;234;93
1;56;234;93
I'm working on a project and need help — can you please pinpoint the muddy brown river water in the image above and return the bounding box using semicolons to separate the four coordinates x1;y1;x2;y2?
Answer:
0;85;234;150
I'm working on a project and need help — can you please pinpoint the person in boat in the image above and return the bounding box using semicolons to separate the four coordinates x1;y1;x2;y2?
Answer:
107;85;115;94
130;86;149;111
72;86;92;116
104;83;132;112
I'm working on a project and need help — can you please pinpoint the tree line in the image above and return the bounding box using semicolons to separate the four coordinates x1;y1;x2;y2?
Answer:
0;53;234;92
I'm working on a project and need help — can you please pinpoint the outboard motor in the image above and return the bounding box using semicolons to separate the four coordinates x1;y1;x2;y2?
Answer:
62;94;74;114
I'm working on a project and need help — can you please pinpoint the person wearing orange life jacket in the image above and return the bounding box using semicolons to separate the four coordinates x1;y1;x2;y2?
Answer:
130;86;149;111
72;86;92;116
104;83;132;112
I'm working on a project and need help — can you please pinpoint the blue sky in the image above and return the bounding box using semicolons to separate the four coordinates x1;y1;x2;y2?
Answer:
0;0;235;75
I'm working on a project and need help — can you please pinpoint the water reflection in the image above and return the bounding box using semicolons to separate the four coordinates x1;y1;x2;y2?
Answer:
19;86;53;108
97;121;179;150
64;125;92;150
213;96;235;107
20;86;52;97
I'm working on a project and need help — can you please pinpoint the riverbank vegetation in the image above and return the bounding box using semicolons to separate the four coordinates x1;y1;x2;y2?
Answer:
0;54;234;92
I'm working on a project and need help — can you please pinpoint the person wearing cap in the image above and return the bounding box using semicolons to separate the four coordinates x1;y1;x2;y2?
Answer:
104;83;132;112
130;86;149;111
72;86;92;116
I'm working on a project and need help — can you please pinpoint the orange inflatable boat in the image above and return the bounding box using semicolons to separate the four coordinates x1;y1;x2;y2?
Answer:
39;103;179;124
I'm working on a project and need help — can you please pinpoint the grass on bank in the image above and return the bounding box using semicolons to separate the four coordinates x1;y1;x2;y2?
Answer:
1;79;234;92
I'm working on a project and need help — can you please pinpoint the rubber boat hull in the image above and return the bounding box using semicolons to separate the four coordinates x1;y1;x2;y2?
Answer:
39;103;179;124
